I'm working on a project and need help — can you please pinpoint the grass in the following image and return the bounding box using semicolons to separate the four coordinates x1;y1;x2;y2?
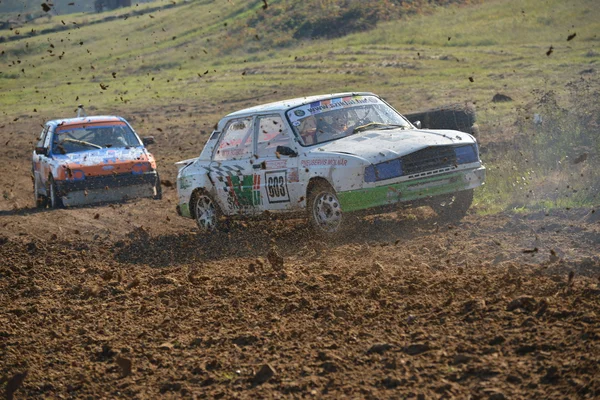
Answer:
2;0;596;114
0;0;599;213
476;75;600;213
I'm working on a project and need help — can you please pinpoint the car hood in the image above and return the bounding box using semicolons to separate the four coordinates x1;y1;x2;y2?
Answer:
54;147;155;178
313;128;474;163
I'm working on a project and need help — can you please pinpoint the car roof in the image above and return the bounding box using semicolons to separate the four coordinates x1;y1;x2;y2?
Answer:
46;116;125;128
225;92;377;119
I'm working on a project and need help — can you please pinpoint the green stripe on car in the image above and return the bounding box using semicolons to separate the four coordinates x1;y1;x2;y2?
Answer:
338;171;470;212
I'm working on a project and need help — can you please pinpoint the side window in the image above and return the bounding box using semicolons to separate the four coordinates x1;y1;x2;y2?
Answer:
256;115;291;158
214;117;254;161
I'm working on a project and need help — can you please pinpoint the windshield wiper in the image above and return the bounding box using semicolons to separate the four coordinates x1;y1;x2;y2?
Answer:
59;138;103;149
353;122;407;134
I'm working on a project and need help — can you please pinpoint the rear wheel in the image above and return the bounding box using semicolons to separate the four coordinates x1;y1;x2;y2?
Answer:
430;189;473;223
48;176;64;209
307;181;344;237
191;190;222;233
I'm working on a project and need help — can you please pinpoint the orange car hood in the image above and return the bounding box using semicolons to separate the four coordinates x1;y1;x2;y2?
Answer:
55;147;155;180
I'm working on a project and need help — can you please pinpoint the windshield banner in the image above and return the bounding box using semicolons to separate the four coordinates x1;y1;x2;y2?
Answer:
287;95;381;125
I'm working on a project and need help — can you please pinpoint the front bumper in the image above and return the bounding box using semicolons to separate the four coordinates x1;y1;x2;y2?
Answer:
56;171;158;206
177;203;191;218
338;166;485;212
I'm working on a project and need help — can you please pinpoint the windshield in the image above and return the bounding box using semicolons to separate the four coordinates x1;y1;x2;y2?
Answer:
286;95;412;146
52;123;141;155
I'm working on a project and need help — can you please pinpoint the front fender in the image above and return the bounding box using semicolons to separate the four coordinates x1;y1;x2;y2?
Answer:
300;153;369;196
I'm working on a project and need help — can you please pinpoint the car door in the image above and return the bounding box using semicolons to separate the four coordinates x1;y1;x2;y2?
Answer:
253;114;302;212
209;116;260;216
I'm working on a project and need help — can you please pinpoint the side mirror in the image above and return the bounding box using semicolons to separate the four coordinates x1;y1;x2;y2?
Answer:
35;146;48;156
276;145;298;157
142;136;155;146
413;120;422;129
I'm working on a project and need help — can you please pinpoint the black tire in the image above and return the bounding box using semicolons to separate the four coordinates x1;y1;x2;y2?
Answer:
307;181;344;237
48;176;64;209
430;189;473;223
191;190;223;233
33;175;48;208
153;173;162;200
404;103;476;134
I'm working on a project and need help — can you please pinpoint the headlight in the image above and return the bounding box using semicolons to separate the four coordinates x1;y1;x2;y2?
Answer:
131;162;152;175
454;144;478;164
364;165;376;183
364;159;403;183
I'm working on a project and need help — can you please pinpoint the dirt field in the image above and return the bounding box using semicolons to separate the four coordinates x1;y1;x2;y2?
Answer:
1;116;599;399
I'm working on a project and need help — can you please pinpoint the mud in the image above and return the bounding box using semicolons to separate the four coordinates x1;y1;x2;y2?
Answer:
1;117;599;399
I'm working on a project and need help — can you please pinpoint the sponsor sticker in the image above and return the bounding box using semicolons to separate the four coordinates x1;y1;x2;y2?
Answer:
300;158;348;168
264;160;287;169
287;95;384;125
225;174;262;209
288;167;299;183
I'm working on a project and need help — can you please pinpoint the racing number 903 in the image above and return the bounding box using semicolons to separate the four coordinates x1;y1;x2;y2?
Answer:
267;175;286;198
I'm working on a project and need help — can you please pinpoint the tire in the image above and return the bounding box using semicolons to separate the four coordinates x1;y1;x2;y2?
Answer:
430;189;473;223
404;104;476;134
307;181;344;237
191;190;222;233
153;173;162;200
48;176;64;209
33;175;48;208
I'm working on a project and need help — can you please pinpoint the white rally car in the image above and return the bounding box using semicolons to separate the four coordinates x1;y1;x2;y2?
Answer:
176;92;485;235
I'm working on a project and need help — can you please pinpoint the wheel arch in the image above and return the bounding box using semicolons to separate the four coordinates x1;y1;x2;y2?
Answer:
306;176;333;197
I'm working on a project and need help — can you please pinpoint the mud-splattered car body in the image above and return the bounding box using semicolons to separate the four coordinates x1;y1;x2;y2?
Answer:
176;92;485;235
32;115;161;208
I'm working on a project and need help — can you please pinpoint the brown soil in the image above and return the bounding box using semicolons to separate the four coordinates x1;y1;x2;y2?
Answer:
1;117;599;399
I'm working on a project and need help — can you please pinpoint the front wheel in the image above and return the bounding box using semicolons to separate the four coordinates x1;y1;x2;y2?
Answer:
430;189;473;223
48;176;64;209
307;181;344;237
33;175;48;208
191;190;222;233
153;173;162;200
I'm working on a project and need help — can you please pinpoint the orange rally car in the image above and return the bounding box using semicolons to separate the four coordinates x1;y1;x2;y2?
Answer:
32;109;161;208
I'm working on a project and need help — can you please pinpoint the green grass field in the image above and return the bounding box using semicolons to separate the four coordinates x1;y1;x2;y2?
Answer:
1;0;599;212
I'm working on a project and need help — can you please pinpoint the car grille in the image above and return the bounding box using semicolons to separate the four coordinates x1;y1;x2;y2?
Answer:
365;145;478;183
401;146;456;175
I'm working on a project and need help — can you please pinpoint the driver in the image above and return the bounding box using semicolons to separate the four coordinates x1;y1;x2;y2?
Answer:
96;127;127;148
299;115;318;145
320;109;351;139
331;115;349;135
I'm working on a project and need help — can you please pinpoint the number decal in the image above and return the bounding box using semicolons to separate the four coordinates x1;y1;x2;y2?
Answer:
267;176;286;198
265;171;290;203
